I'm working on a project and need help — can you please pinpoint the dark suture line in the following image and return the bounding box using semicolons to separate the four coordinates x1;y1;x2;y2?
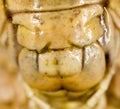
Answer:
6;2;104;16
81;47;85;71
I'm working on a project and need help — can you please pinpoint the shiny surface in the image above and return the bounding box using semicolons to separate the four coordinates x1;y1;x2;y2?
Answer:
0;0;120;109
14;4;112;92
6;0;103;12
99;8;120;62
19;43;105;91
13;5;103;51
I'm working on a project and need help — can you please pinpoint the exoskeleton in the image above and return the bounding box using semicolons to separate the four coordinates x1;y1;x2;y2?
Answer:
0;0;120;109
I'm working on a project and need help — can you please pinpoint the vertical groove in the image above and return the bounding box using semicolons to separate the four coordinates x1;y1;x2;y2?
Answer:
81;47;85;70
35;50;39;71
